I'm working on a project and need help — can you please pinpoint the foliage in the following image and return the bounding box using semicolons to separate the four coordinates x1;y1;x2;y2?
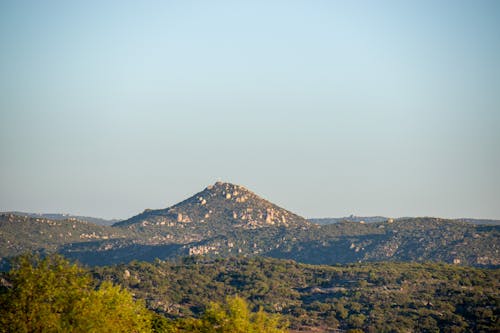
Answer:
0;213;133;264
172;296;288;333
0;254;290;333
3;212;498;268
94;256;500;332
70;281;152;332
0;254;152;332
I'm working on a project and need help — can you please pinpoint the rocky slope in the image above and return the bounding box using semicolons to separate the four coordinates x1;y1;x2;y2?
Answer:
115;181;309;230
1;182;499;268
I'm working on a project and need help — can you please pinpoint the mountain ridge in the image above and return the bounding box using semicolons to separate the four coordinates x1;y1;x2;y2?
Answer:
1;182;499;268
0;211;119;226
310;216;500;226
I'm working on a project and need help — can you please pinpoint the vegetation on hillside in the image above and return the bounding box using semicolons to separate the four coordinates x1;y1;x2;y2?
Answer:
2;211;499;269
0;213;133;260
1;211;119;225
94;256;500;332
1;183;498;268
1;183;498;332
0;255;288;333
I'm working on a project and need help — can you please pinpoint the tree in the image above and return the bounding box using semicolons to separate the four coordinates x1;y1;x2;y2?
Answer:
194;296;288;333
0;254;153;333
72;281;152;332
0;254;91;332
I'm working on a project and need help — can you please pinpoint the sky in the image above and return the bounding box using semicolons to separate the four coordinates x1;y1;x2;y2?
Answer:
1;0;499;220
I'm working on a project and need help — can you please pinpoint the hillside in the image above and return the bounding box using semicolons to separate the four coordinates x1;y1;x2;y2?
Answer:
57;217;500;268
269;218;500;267
0;211;119;226
1;182;499;268
0;213;132;261
93;256;500;332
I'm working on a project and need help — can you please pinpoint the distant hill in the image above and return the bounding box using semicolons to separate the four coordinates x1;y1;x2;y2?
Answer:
1;211;119;226
309;216;389;225
456;217;500;225
270;218;499;267
310;215;500;226
1;182;499;268
0;213;132;263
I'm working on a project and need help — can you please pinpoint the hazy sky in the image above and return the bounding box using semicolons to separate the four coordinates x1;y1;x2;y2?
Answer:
1;1;499;220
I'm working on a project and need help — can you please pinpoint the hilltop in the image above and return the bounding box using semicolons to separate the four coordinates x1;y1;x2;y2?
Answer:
115;181;309;230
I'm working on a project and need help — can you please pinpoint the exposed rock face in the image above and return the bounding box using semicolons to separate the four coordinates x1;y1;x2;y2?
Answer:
114;182;309;231
175;213;191;223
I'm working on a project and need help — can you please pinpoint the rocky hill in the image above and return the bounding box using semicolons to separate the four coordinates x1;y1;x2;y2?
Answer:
110;182;310;246
1;182;499;268
115;181;309;230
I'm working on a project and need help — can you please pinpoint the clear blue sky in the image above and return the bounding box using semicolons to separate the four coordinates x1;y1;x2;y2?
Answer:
1;1;499;219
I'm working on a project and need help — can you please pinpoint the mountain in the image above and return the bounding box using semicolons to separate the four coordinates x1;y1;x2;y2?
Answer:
1;182;499;268
115;181;310;230
110;181;310;247
2;184;499;332
60;181;310;265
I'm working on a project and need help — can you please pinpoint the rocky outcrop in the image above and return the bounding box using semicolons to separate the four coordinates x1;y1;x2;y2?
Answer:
113;182;310;231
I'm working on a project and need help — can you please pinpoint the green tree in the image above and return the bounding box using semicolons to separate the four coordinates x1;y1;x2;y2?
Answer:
151;314;177;333
72;281;152;332
0;254;153;333
0;254;90;332
195;296;288;333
